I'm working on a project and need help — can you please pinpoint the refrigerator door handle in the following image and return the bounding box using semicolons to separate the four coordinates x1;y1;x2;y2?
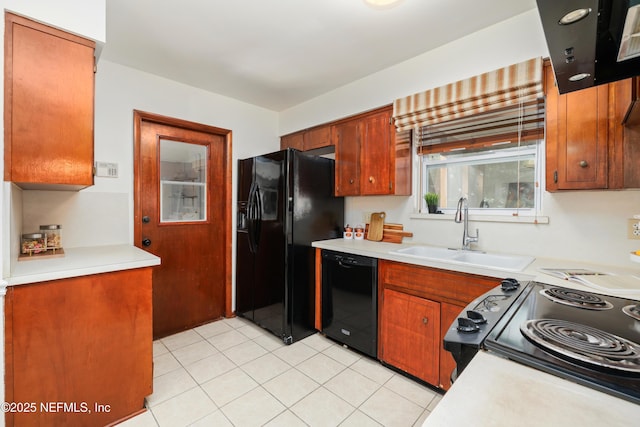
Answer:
247;182;262;253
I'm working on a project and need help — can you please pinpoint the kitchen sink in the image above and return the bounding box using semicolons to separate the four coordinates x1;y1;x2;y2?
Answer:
390;245;535;272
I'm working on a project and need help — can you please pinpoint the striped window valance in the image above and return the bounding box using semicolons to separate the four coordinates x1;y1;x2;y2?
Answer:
393;57;544;132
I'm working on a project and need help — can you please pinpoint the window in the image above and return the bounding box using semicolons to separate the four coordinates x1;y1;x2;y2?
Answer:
418;100;544;216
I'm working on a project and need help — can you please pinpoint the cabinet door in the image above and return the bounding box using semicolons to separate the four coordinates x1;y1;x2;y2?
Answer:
304;125;332;150
281;132;304;150
4;269;153;426
546;64;609;190
4;13;95;189
360;110;392;195
380;288;440;385
334;120;361;196
439;302;464;390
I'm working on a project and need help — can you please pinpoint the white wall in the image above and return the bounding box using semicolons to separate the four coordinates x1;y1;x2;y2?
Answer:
280;9;640;269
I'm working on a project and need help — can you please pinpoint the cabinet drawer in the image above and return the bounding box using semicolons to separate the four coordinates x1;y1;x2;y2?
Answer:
379;260;499;306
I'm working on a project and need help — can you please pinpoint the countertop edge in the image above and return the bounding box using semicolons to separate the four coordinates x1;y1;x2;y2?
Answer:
5;245;161;286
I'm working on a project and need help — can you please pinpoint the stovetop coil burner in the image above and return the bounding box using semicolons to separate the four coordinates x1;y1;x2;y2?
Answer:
622;304;640;321
540;287;614;310
520;319;640;374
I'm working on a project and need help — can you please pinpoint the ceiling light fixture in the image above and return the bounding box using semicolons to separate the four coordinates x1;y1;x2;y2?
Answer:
363;0;404;10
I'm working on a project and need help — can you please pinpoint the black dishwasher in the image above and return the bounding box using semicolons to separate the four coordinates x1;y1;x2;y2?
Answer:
321;250;377;357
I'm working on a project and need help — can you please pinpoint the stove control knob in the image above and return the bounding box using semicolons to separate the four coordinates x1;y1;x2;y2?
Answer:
501;278;520;292
457;317;480;333
466;310;487;324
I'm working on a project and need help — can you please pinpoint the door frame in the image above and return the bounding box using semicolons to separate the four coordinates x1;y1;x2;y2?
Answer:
133;110;233;318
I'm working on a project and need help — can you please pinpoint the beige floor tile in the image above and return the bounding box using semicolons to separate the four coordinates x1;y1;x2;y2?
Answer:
201;368;259;407
222;340;268;366
160;330;203;351
114;410;158;427
184;352;236;384
152;341;169;357
241;353;292;384
350;357;395;385
291;387;354;426
146;367;197;407
150;387;216;427
263;367;320;407
194;319;234;339
221;387;286;427
300;333;334;352
384;373;440;407
171;340;218;367
207;329;250;351
237;322;268;339
360;387;424;427
324;368;381;407
340;410;384;427
427;394;442;411
413;409;431;427
322;343;362;366
272;341;317;366
222;316;251;329
253;333;287;352
152;352;181;378
263;410;308;427
296;353;347;384
189;410;233;427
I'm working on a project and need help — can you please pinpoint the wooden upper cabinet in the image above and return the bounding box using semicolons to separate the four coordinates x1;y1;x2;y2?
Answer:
545;60;632;191
334;106;411;197
280;124;332;151
4;12;95;190
280;131;304;151
334;119;361;196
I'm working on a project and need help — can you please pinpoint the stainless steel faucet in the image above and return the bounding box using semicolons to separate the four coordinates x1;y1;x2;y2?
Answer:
455;196;479;250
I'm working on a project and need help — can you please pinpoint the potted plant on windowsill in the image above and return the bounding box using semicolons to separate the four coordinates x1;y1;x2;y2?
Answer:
424;192;439;214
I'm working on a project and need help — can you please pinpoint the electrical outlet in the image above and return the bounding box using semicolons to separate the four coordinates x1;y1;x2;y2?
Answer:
362;212;372;224
628;219;640;239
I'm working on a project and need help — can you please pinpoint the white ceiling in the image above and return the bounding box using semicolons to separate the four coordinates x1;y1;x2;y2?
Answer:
101;0;537;111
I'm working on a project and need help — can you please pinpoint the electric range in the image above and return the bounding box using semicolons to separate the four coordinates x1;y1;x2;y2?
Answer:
443;279;640;404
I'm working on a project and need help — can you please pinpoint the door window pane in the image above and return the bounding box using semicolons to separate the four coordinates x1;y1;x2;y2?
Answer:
159;139;207;222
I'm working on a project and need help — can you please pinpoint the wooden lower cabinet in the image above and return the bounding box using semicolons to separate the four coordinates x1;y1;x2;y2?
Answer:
4;268;153;426
378;260;499;391
380;289;440;386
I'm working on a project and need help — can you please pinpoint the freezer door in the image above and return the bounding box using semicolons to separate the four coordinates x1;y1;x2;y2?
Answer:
251;150;289;339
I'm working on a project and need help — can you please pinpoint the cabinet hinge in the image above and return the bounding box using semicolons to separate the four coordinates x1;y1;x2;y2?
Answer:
94;57;97;74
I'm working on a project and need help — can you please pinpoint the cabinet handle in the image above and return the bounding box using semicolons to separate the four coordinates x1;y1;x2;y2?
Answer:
422;317;428;325
349;179;354;184
369;176;375;184
579;160;588;168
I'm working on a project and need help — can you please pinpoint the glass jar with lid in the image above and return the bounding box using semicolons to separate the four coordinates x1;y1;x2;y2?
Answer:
21;233;45;255
40;224;62;250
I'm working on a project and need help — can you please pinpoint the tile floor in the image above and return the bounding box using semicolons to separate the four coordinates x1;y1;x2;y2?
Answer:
117;317;443;427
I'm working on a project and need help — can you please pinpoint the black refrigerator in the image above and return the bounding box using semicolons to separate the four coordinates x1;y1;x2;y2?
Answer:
236;148;344;344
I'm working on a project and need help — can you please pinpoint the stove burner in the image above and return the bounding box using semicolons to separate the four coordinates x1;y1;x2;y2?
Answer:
521;319;640;374
623;304;640;321
540;288;613;310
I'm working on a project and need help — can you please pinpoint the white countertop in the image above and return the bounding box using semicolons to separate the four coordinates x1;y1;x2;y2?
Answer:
424;352;640;426
312;238;640;423
312;238;640;300
6;244;161;286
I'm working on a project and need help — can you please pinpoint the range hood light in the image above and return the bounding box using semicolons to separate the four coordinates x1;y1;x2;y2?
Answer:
569;72;591;82
559;8;591;25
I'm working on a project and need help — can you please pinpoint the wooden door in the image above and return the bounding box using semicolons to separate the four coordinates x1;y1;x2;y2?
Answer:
380;288;440;385
134;111;232;339
360;110;392;195
333;120;361;196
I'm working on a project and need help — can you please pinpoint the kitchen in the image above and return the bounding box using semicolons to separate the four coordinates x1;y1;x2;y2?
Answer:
1;0;640;426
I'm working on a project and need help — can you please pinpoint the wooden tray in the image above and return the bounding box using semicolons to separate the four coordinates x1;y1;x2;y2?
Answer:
365;223;413;243
18;248;65;261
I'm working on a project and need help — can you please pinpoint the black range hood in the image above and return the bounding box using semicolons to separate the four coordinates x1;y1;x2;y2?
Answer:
537;0;640;94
